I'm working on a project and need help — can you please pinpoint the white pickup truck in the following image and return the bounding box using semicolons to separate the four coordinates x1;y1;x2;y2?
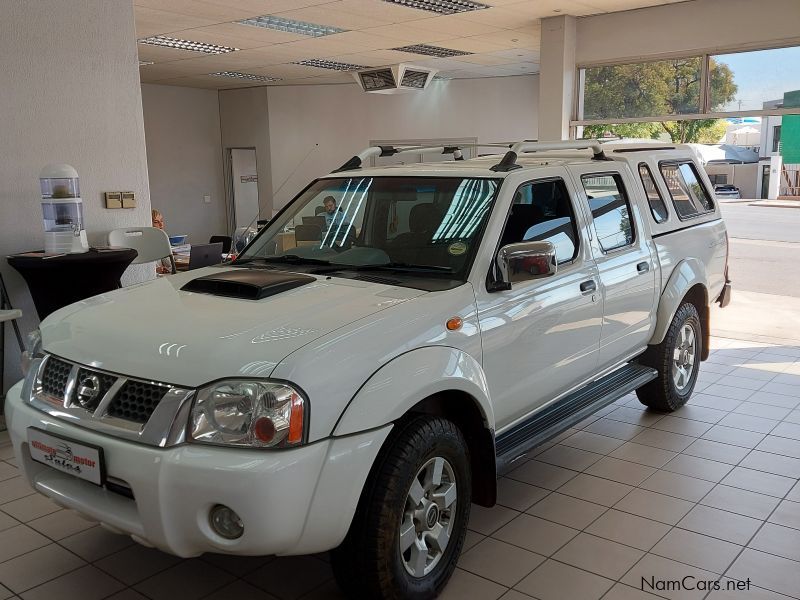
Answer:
6;140;730;599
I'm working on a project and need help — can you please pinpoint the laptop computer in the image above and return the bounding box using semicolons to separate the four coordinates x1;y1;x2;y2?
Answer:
188;242;223;270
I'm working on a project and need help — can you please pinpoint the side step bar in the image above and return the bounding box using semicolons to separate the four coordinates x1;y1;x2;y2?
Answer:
495;363;658;474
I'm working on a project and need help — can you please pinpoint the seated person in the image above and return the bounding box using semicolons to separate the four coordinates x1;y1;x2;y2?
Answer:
151;208;173;275
320;196;352;248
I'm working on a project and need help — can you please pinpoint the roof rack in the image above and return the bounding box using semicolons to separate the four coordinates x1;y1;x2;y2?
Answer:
333;145;466;172
490;140;611;172
332;142;521;173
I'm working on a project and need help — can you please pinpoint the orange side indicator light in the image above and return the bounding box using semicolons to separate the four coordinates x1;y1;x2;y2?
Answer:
446;317;463;331
288;394;305;444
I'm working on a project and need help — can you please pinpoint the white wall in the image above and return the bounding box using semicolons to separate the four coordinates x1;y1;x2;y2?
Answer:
0;0;152;392
218;87;274;218
231;149;260;228
265;76;539;209
576;0;800;65
141;84;225;244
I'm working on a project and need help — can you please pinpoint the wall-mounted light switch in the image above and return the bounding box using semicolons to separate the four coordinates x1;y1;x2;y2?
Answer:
203;194;211;204
105;191;122;209
121;191;136;208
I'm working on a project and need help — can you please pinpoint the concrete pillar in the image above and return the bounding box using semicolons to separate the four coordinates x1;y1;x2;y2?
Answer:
538;15;577;141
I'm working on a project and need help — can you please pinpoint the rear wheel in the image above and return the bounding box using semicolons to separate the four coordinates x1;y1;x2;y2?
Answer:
637;302;702;411
331;416;471;599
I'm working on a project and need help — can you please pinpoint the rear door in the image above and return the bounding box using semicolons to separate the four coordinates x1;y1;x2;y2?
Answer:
569;165;657;370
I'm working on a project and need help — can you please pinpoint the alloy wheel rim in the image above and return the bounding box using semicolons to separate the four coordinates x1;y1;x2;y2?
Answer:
399;456;457;578
672;323;697;391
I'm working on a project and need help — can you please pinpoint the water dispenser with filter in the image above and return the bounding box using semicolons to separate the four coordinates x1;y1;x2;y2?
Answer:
39;164;89;254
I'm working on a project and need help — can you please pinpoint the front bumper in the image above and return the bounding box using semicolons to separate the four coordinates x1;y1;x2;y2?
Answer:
4;380;391;557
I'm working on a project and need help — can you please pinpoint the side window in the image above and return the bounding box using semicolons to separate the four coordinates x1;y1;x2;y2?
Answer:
638;163;669;223
499;178;579;264
581;173;635;252
659;161;715;219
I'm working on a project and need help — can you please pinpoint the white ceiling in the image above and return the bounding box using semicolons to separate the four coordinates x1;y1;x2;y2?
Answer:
136;0;688;89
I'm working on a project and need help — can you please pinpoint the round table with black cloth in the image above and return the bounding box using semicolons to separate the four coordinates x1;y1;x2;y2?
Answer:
7;247;138;320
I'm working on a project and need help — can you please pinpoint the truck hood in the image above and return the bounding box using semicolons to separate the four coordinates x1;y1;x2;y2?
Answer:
41;267;425;387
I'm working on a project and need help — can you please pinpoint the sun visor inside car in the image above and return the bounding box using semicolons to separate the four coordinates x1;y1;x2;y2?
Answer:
181;269;316;300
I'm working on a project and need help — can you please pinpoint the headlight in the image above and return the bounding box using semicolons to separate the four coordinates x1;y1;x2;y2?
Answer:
189;380;306;448
21;329;43;377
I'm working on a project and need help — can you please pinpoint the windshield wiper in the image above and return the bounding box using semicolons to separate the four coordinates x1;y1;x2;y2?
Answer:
236;255;333;266
337;262;453;273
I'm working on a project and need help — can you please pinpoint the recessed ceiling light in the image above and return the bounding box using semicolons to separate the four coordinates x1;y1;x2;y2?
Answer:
210;71;282;82
381;0;490;14
138;35;239;55
393;44;472;58
294;59;367;71
138;60;154;67
237;15;346;37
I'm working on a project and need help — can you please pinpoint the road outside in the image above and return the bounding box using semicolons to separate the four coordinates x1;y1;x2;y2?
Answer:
713;202;800;342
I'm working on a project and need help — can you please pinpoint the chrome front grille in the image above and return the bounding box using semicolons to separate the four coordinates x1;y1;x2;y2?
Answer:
109;380;171;424
40;357;71;399
29;354;193;447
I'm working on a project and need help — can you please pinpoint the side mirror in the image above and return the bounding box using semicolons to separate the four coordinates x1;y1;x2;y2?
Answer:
495;241;557;288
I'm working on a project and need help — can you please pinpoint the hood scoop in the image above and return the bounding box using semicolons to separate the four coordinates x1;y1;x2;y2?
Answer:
181;269;316;300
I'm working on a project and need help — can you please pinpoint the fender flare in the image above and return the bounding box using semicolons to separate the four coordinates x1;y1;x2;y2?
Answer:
333;346;494;436
649;258;709;346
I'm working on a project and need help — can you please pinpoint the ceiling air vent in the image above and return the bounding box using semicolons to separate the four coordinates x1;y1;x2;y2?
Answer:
353;63;437;94
359;68;397;92
400;69;430;89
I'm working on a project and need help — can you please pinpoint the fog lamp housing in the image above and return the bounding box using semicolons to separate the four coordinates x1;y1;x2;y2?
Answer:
209;504;244;540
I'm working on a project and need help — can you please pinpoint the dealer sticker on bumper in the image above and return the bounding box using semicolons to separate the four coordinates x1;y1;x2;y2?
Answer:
27;428;105;486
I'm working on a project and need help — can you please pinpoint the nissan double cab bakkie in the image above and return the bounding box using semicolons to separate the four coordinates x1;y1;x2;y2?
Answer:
6;140;731;600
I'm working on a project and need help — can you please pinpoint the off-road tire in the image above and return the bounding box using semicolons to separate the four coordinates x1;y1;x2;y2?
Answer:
331;415;471;600
636;302;703;411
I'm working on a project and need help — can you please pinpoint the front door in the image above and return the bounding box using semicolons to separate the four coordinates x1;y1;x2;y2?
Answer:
570;166;657;370
475;169;603;431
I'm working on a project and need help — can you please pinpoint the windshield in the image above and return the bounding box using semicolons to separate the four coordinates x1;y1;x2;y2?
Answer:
238;176;500;281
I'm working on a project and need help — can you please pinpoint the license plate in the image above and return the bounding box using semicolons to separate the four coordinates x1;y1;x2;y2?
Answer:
28;427;105;486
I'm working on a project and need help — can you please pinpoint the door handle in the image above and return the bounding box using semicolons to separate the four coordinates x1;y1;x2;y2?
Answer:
637;261;650;274
580;280;596;294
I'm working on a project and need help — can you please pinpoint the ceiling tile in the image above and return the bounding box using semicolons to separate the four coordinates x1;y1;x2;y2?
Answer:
133;0;256;21
324;30;398;52
436;37;509;53
134;6;219;37
200;22;309;44
502;0;602;18
358;23;460;44
334;0;432;23
326;50;424;66
406;14;506;36
447;7;534;29
273;4;393;30
458;53;519;66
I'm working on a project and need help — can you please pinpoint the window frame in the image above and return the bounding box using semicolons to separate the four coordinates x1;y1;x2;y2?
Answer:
637;162;670;224
579;171;637;254
500;176;582;266
658;160;716;221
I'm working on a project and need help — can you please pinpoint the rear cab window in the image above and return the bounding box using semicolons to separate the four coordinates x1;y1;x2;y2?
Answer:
580;173;635;252
659;161;715;220
638;163;669;223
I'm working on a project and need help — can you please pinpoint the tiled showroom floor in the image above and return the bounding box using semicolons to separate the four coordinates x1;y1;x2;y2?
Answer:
1;337;800;600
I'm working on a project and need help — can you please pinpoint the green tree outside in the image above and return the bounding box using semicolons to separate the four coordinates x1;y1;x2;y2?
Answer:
581;58;738;143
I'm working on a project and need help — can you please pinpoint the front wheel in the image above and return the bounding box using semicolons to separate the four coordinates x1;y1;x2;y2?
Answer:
331;416;471;599
637;302;703;411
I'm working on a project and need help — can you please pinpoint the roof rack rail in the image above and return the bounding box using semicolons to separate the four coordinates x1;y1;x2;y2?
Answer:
333;145;466;172
332;141;526;173
490;140;611;172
